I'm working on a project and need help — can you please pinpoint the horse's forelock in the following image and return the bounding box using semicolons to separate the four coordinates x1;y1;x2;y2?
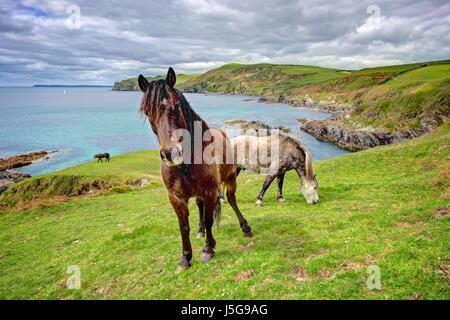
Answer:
140;80;167;118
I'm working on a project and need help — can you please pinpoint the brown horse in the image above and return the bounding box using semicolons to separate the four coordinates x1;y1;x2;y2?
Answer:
138;68;252;271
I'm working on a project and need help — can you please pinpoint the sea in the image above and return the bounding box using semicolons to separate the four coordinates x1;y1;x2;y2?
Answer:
0;87;349;175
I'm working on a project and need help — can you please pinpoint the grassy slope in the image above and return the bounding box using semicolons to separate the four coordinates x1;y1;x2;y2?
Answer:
113;73;200;91
0;125;449;299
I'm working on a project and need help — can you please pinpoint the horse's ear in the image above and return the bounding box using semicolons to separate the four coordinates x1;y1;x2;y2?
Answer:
138;75;149;92
166;67;176;88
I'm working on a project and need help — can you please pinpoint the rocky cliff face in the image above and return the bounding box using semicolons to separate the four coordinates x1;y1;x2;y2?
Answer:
301;120;427;151
0;171;31;194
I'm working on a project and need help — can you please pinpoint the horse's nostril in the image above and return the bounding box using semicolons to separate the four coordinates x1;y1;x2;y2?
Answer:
160;148;173;162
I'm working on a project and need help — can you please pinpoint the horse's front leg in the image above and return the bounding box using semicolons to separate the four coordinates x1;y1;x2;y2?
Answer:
277;172;286;203
256;173;277;207
202;194;217;263
169;194;192;271
195;198;205;238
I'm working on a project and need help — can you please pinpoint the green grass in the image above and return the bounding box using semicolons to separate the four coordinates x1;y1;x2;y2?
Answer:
0;125;449;299
113;73;200;91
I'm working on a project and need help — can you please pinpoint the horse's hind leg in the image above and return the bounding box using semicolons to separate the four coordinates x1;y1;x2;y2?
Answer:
202;196;217;263
195;198;205;238
226;180;253;237
256;173;277;207
277;172;286;203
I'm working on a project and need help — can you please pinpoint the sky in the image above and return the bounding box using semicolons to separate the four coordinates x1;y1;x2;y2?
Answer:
0;0;449;86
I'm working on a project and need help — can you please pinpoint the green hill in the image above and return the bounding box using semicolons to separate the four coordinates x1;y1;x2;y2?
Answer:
1;124;449;299
113;60;450;132
113;73;200;91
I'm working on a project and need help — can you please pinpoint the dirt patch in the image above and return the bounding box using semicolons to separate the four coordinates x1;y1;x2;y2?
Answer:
316;269;335;279
341;262;363;270
305;250;327;262
292;266;309;283
433;208;450;218
59;279;67;288
422;161;437;170
340;256;377;272
434;263;450;281
121;228;135;235
235;270;255;281
237;242;255;251
129;284;142;291
155;269;164;275
397;221;428;227
444;187;450;199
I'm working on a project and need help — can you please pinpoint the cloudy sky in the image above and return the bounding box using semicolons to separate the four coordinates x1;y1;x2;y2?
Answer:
0;0;449;85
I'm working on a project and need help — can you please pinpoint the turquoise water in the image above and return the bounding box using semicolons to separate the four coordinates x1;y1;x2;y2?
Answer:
0;87;348;175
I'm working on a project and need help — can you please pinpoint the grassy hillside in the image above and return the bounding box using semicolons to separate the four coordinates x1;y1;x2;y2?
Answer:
113;73;200;91
114;60;450;131
0;125;449;299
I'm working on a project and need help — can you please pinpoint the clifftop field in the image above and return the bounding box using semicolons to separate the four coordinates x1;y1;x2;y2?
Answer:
0;125;449;299
113;60;450;132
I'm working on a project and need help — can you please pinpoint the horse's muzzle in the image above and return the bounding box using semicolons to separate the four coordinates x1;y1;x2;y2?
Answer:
160;148;173;163
160;146;183;166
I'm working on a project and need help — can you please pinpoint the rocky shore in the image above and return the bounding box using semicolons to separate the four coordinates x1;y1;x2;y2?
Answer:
0;151;51;171
258;94;355;114
0;151;54;194
257;94;433;151
224;119;291;134
301;120;428;151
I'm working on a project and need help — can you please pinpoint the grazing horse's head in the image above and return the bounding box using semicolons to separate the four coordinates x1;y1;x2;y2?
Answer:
138;68;199;166
300;150;319;204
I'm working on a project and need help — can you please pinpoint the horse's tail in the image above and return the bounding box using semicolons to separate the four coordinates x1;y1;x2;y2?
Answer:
213;194;222;229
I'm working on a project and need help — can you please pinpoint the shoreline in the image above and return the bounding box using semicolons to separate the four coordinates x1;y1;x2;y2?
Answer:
113;87;434;150
183;90;434;151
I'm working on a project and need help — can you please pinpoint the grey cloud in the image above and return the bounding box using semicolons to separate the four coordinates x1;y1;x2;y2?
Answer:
0;0;449;85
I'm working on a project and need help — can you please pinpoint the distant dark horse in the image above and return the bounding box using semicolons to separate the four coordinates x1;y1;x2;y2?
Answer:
138;68;252;271
94;152;110;162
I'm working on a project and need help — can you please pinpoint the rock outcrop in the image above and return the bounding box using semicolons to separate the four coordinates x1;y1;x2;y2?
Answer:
258;95;355;115
224;119;291;134
0;171;31;194
301;120;427;151
0;151;50;171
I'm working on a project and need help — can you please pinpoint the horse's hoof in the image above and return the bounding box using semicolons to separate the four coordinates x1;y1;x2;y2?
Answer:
202;251;214;263
255;199;262;207
175;264;190;274
219;198;226;204
244;230;253;238
277;197;286;203
197;232;205;239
